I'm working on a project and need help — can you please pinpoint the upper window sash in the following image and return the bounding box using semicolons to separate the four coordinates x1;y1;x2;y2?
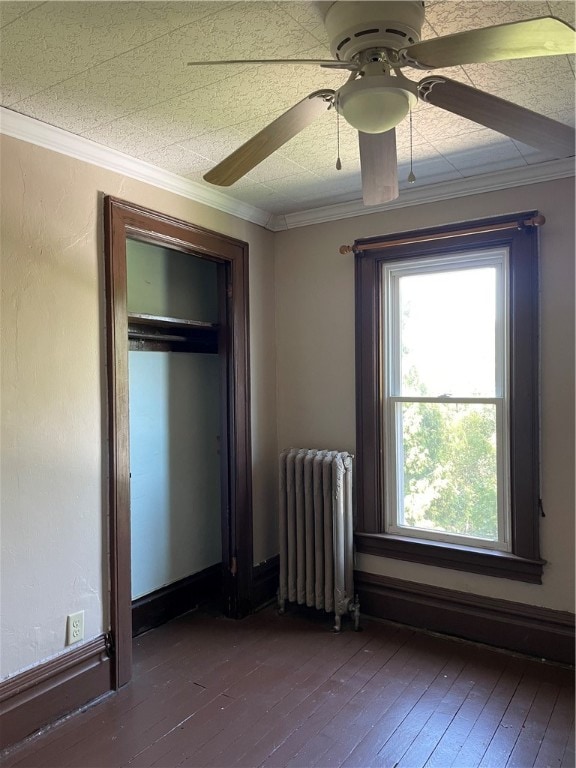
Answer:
383;250;508;400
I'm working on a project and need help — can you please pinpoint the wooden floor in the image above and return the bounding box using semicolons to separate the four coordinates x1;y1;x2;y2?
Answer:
3;606;574;768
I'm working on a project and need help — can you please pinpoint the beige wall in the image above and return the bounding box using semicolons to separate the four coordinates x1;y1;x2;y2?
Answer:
274;177;575;612
0;136;278;679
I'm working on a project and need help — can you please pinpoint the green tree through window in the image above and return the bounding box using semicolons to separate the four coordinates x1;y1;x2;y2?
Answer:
401;399;498;540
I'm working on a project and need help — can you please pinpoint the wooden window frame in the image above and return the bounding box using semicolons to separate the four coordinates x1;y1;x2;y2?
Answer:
354;212;545;583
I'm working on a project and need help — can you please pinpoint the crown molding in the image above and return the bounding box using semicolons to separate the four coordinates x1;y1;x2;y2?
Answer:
268;158;575;230
2;107;573;233
0;107;272;229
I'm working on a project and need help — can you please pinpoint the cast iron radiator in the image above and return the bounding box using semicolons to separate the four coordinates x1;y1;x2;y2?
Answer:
278;448;360;631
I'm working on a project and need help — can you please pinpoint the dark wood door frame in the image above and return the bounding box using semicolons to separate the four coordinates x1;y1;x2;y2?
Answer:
104;196;253;688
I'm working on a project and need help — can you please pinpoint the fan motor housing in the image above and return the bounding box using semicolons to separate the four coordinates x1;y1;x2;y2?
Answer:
318;1;425;61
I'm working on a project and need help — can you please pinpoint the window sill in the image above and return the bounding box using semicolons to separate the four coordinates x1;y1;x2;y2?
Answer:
355;532;545;584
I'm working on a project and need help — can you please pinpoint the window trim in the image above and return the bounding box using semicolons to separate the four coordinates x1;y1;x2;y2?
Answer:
354;213;545;583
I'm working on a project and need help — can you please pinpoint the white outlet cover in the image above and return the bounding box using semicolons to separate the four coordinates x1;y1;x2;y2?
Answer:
66;610;85;645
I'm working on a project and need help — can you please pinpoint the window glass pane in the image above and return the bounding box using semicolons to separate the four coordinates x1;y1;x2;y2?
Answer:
398;402;498;541
399;267;496;397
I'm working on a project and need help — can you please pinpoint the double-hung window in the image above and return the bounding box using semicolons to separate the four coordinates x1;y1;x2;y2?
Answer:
355;213;544;582
384;250;509;550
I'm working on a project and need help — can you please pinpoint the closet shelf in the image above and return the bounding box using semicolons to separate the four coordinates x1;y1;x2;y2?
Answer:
128;330;188;343
128;312;218;330
128;313;219;354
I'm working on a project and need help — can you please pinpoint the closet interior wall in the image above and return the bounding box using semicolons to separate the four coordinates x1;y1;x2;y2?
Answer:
126;240;222;603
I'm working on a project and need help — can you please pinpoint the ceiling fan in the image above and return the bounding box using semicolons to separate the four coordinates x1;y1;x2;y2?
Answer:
188;1;576;206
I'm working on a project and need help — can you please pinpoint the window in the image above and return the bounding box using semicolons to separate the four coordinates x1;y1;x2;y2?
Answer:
355;213;544;583
384;250;509;550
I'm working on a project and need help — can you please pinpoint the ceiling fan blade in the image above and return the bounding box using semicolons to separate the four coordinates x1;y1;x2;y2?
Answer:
204;90;334;186
188;58;358;71
403;17;575;69
419;76;575;158
359;130;398;206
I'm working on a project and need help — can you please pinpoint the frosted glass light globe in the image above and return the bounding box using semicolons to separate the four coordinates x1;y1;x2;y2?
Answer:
337;75;417;134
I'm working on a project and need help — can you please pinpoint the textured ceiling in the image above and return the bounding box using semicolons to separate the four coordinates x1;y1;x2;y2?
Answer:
1;1;574;215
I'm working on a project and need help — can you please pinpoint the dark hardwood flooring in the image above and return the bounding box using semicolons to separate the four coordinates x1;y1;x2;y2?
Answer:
3;606;574;768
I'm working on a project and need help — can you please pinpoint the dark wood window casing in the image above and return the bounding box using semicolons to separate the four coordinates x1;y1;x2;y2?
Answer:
354;212;545;583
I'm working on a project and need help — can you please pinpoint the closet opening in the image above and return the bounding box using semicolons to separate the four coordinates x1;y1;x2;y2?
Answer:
104;197;253;689
127;241;223;638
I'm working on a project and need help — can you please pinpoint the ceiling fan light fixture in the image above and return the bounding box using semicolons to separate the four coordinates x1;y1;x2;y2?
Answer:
336;74;417;133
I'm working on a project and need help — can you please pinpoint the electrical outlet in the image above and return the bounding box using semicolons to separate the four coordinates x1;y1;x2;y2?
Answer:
66;611;84;645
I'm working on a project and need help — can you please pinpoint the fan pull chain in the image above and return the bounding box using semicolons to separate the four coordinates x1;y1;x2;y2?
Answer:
335;97;342;171
408;109;416;184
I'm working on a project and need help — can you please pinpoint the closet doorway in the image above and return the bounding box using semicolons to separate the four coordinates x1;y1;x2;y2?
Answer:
104;197;253;688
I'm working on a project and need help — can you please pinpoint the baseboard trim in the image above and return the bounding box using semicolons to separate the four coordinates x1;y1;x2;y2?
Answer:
252;555;280;610
356;571;575;665
0;634;112;751
131;564;222;637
